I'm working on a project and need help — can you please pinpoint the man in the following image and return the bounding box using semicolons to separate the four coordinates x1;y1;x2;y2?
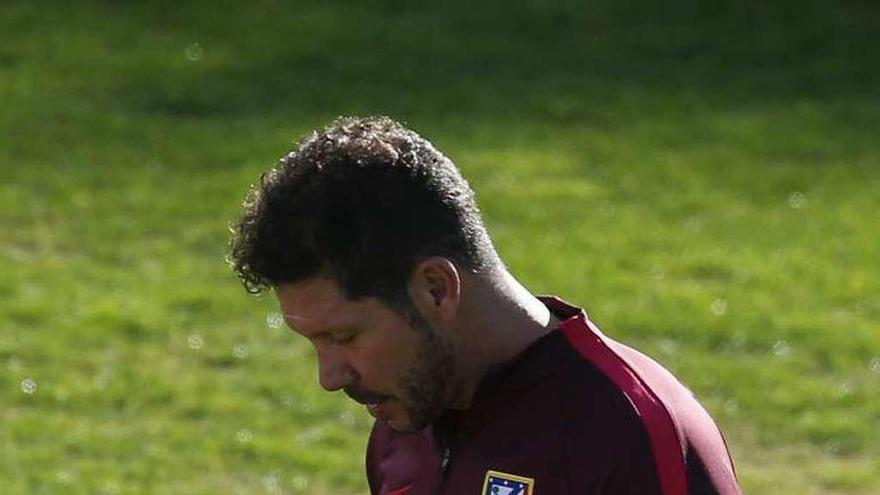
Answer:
229;116;741;494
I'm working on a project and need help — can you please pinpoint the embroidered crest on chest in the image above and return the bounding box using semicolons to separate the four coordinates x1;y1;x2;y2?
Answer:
481;470;535;495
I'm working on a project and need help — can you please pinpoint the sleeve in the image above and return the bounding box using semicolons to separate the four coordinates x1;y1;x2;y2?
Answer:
685;449;721;495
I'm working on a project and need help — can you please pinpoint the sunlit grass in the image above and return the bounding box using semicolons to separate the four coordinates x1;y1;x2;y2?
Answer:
1;1;878;493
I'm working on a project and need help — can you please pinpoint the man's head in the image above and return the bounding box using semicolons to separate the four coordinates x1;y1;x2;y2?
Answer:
229;115;498;307
228;116;499;431
274;266;460;432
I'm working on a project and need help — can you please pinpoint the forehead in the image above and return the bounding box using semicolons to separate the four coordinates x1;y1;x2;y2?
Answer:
275;277;367;332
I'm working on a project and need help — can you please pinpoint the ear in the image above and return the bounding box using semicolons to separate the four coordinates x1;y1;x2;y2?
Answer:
407;257;461;324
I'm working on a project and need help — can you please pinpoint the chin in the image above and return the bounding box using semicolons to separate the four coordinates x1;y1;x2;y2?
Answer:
384;409;434;433
387;411;440;433
385;417;421;433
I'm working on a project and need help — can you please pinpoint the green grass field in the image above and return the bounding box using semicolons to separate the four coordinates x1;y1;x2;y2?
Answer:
2;1;878;493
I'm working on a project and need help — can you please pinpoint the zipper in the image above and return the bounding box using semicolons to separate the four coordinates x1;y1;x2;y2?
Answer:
434;437;453;494
432;412;459;495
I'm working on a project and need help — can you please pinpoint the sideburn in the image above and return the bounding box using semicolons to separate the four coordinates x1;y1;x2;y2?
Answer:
395;305;458;432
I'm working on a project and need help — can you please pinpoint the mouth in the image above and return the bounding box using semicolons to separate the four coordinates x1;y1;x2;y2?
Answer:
364;398;390;418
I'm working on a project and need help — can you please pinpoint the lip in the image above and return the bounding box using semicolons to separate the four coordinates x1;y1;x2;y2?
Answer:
365;399;388;419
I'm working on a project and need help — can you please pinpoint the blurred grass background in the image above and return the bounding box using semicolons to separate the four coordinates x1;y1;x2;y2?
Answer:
1;0;878;493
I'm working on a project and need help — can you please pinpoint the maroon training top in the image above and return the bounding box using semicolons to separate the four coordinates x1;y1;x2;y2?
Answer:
366;296;742;495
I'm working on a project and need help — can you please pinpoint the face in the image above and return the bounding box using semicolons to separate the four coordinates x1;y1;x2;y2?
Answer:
276;277;457;432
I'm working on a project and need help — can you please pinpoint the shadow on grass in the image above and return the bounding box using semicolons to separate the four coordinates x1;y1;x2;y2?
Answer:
96;0;880;121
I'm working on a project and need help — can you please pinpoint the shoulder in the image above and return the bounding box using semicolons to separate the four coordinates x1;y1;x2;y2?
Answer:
550;306;740;494
544;333;666;493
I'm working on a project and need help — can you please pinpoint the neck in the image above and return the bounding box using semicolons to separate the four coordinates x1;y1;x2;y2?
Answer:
451;268;560;408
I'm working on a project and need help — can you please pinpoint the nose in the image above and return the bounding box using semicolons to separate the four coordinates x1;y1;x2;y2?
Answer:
316;344;355;392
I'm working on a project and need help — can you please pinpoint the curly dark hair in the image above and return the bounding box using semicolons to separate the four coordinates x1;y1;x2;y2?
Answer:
228;116;499;307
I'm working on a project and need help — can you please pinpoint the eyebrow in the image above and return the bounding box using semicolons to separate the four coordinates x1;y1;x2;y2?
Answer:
282;314;356;338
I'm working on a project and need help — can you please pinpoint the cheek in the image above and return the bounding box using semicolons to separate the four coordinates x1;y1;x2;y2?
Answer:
354;329;420;383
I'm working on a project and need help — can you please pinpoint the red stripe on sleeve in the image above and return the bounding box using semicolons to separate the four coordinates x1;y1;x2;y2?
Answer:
560;317;688;495
383;485;412;495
